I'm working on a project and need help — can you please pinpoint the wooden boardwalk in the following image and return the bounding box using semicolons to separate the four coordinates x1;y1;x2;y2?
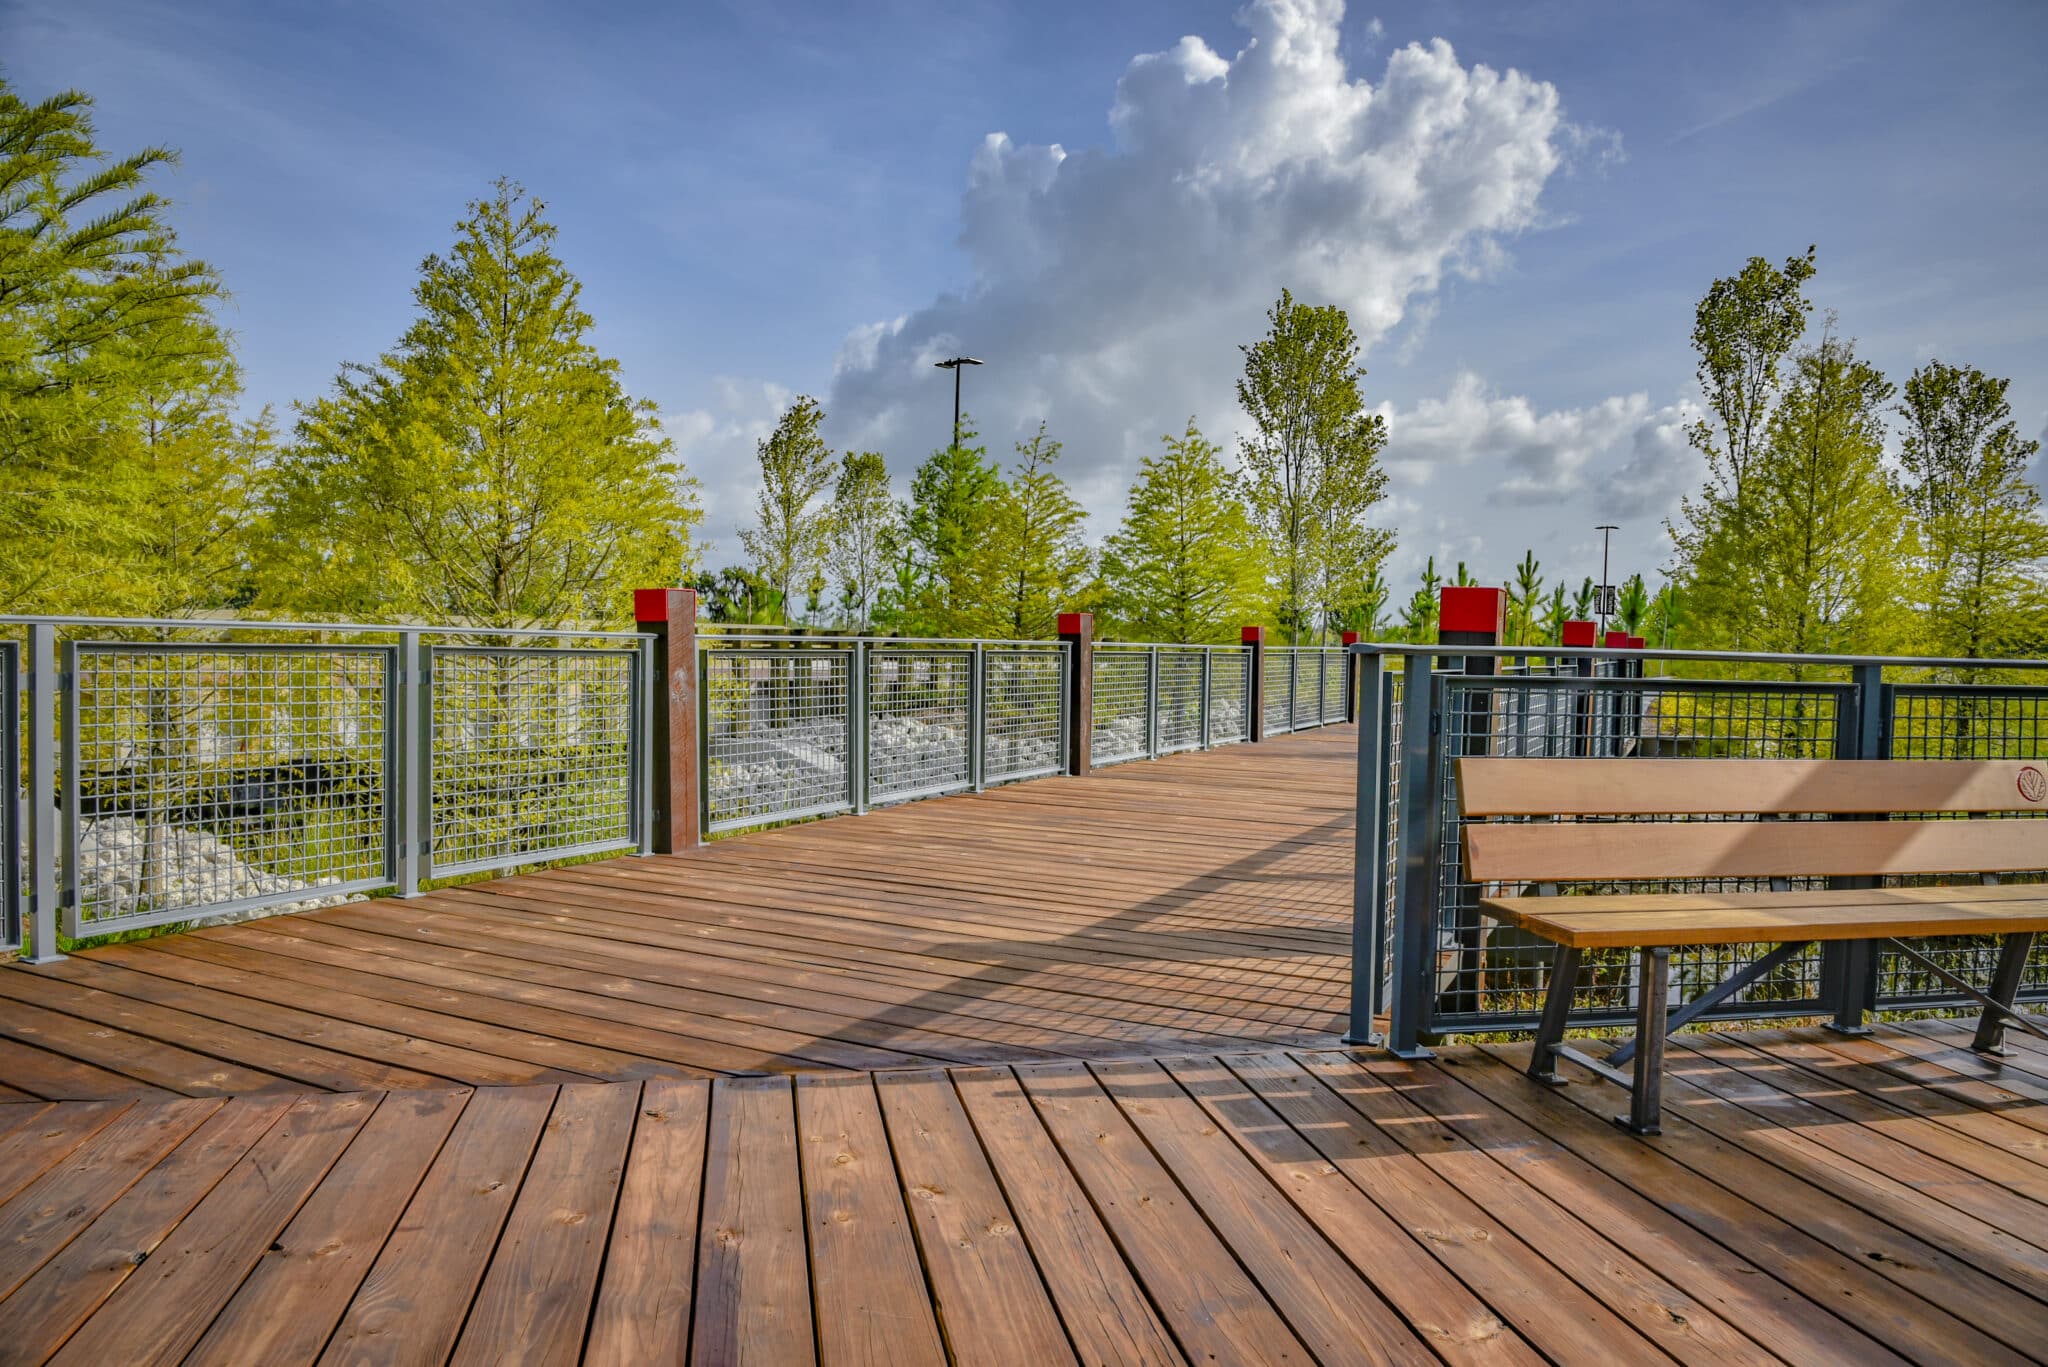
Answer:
0;729;1354;1100
1;1023;2046;1363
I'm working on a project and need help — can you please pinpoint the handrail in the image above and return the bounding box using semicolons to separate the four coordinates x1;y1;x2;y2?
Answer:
1349;641;2048;669
0;613;648;641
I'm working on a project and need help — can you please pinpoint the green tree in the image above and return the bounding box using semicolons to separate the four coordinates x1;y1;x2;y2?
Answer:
1895;360;2048;668
693;566;783;624
1571;576;1596;621
1614;573;1650;637
0;81;263;613
989;423;1090;638
1682;328;1908;669
827;450;896;631
739;395;833;623
1538;582;1571;644
267;181;696;627
1344;565;1392;639
1506;550;1545;645
1236;289;1392;643
901;417;1004;634
1687;246;1818;505
1098;419;1266;642
1398;556;1443;641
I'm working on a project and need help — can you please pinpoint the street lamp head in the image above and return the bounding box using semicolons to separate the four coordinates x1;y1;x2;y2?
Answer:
933;356;984;370
1595;524;1619;533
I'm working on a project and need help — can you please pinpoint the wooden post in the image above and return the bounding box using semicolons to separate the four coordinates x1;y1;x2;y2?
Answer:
635;587;701;852
1058;611;1093;776
1243;625;1267;742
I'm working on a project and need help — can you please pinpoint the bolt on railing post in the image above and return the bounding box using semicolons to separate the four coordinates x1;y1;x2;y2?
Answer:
1346;645;1385;1044
969;642;987;792
1824;661;1888;1034
394;630;426;896
850;641;870;814
1057;612;1092;776
634;587;702;852
1386;650;1440;1058
1242;626;1267;742
23;624;64;963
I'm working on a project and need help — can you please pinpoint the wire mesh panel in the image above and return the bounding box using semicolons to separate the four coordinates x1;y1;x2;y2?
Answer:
1208;649;1251;746
867;649;971;803
1;641;17;951
1091;648;1151;766
1423;673;1852;1033
1291;651;1324;731
64;642;391;935
1157;649;1205;754
1320;650;1348;724
984;647;1064;784
1263;650;1295;736
1878;682;2048;1006
428;647;639;875
702;647;852;832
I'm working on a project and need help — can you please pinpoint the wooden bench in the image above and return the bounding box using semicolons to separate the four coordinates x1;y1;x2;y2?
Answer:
1458;757;2048;1134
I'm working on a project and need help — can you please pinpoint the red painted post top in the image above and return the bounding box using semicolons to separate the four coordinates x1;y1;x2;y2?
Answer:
1241;625;1266;645
1626;634;1646;649
1439;586;1507;638
634;587;675;625
1603;630;1633;648
1560;620;1597;647
1056;611;1092;638
1340;630;1360;646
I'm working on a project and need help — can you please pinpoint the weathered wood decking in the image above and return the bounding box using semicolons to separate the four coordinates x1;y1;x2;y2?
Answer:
2;723;2047;1362
0;728;1355;1099
3;1024;2048;1363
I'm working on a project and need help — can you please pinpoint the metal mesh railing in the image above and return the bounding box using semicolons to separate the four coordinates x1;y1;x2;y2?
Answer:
1156;649;1205;754
427;647;639;875
1320;651;1347;723
1424;673;1850;1033
65;641;393;936
985;647;1064;784
1878;683;2048;1006
1208;651;1250;746
1;641;17;951
702;648;852;832
1091;648;1151;766
1262;647;1350;734
867;649;972;803
1263;651;1295;736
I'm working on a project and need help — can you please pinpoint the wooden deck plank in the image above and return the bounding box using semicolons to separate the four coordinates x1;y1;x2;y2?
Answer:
49;1090;376;1366
0;1099;129;1206
796;1073;947;1367
691;1075;816;1366
319;1085;556;1366
584;1078;711;1366
184;1087;468;1367
874;1069;1077;1366
451;1083;638;1366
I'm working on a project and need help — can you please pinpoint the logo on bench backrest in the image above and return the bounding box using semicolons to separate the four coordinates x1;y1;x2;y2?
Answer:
2022;766;2048;804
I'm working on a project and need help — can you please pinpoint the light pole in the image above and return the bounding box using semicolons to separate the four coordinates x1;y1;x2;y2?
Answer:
933;356;983;448
1595;524;1619;633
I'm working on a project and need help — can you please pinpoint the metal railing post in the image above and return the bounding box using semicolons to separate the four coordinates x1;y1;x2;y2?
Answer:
1199;649;1213;749
635;635;656;853
969;642;987;792
23;624;63;963
395;630;426;896
1346;645;1385;1043
1146;647;1160;759
1824;661;1887;1033
1386;651;1439;1057
1057;613;1093;776
1243;627;1267;742
851;641;870;814
633;587;702;852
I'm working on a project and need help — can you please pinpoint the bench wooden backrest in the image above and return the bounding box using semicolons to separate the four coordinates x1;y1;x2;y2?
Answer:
1458;758;2048;884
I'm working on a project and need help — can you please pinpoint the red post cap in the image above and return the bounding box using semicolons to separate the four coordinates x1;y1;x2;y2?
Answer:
1625;634;1646;649
1603;630;1632;648
1560;620;1597;647
1241;625;1266;644
1056;611;1092;638
1340;630;1360;646
1439;586;1507;638
635;587;684;625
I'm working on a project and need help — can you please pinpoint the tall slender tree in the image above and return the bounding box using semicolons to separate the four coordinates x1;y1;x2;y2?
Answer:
990;423;1091;639
739;395;834;623
1506;550;1545;645
826;450;896;631
1894;360;2048;668
269;181;697;627
1237;290;1392;643
1098;419;1267;642
901;418;1004;635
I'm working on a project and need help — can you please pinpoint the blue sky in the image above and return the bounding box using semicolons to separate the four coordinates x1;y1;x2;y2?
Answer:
7;0;2046;593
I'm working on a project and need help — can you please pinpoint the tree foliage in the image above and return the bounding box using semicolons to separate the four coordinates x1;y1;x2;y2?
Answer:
1237;289;1392;643
1688;246;1818;504
989;423;1090;639
1099;420;1266;642
827;450;896;631
899;419;1005;635
266;181;696;628
739;395;833;622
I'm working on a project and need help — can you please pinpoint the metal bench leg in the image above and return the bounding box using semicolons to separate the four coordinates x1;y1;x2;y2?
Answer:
1972;932;2036;1055
1621;947;1670;1136
1526;944;1582;1085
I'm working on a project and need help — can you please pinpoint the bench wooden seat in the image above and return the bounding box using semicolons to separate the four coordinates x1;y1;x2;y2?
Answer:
1458;757;2048;1135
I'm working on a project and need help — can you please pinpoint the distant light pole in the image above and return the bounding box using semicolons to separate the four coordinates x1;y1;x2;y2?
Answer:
933;356;983;448
1595;524;1619;633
